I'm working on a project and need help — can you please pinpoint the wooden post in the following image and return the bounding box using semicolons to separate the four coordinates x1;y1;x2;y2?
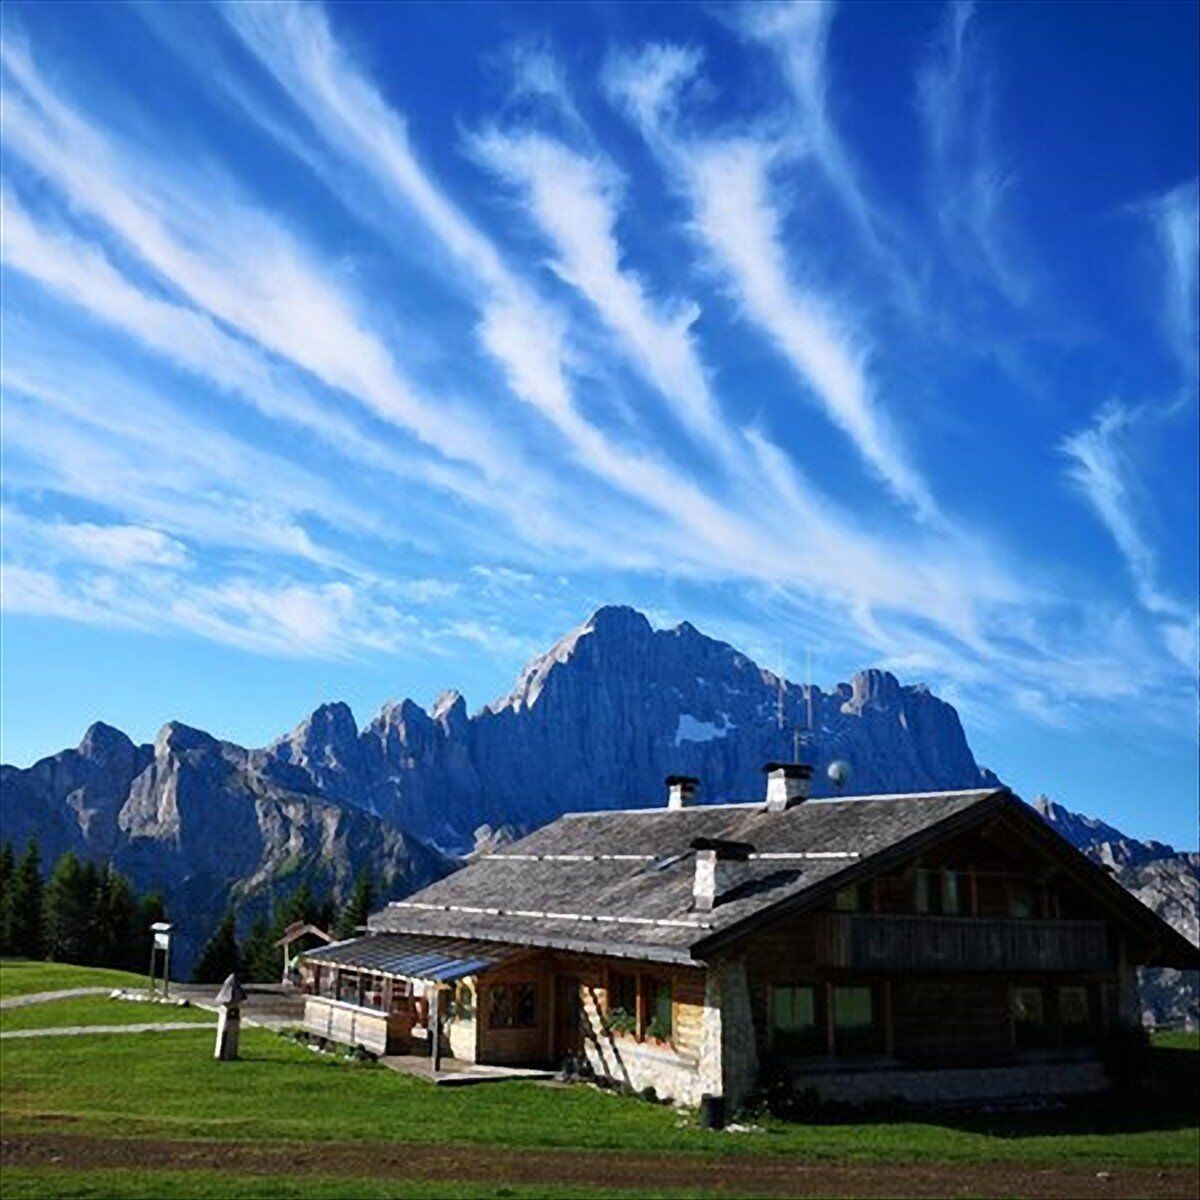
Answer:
824;980;836;1057
883;981;894;1057
430;987;442;1072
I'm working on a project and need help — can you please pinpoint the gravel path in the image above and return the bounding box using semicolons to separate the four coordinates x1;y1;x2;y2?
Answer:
1;1022;215;1040
4;1133;1195;1199
0;988;114;1010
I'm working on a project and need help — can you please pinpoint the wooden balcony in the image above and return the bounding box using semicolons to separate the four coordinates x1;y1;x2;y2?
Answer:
815;913;1111;972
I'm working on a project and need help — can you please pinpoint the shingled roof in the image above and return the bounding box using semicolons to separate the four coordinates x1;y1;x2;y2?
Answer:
368;788;1008;965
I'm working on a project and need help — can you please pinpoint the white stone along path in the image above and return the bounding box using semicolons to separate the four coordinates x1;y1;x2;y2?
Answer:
0;987;115;1009
1;1022;214;1039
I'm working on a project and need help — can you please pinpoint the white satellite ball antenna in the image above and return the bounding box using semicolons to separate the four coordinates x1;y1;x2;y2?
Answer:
827;760;851;790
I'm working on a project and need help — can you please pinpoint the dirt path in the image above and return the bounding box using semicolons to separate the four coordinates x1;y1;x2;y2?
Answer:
0;988;113;1010
0;1022;214;1040
4;1132;1195;1198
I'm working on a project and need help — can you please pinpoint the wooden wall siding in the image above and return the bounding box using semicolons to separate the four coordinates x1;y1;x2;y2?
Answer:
476;957;551;1065
892;981;1011;1063
741;914;820;975
833;914;1111;972
672;970;706;1061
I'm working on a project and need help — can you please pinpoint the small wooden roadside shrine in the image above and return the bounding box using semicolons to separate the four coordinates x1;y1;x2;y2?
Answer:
275;922;333;987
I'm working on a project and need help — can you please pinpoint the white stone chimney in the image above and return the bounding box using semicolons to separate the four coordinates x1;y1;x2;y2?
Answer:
691;837;754;911
764;761;813;811
666;774;700;809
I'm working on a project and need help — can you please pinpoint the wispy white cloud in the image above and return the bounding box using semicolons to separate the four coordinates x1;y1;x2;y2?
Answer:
1062;401;1196;668
605;46;936;517
0;36;517;486
730;1;915;303
470;129;730;452
1144;180;1199;379
916;1;1033;307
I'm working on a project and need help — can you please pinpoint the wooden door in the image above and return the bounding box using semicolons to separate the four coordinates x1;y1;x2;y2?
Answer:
554;975;584;1057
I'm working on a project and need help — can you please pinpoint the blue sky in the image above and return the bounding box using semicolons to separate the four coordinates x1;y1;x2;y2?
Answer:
1;1;1196;846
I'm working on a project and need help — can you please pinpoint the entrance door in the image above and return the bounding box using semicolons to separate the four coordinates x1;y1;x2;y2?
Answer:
554;975;584;1058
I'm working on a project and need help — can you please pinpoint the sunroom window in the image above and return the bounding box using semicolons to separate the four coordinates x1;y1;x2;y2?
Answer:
771;984;823;1055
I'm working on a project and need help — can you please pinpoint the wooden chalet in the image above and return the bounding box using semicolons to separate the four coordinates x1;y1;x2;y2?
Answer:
299;765;1198;1110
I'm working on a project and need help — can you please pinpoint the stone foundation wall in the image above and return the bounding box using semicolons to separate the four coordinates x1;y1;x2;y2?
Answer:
789;1060;1109;1106
582;1036;707;1106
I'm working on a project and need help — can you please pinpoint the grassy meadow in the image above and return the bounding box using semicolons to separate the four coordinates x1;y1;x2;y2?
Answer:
0;958;149;1000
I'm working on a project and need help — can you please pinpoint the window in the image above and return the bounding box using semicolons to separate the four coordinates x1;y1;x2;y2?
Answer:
455;982;474;1020
915;869;936;913
942;870;962;915
646;978;673;1042
360;974;385;1012
1007;882;1037;919
513;981;536;1028
338;970;361;1006
1012;985;1051;1048
835;882;870;912
833;986;883;1055
771;985;822;1055
607;971;638;1035
1059;986;1093;1046
488;982;537;1029
488;984;511;1028
916;868;963;915
317;966;336;999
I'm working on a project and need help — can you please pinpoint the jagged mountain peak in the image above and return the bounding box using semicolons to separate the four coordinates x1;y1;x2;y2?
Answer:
78;720;136;760
154;720;221;756
430;689;466;724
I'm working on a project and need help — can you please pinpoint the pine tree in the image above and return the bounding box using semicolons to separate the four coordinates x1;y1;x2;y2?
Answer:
134;892;168;976
315;891;335;935
8;838;44;959
241;915;279;983
98;868;140;971
192;910;241;983
0;839;15;955
337;869;375;939
278;879;315;929
78;858;103;965
43;852;92;964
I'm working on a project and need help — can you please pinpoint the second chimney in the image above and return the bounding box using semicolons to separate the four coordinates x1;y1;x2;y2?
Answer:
691;837;755;911
763;761;813;811
666;774;700;809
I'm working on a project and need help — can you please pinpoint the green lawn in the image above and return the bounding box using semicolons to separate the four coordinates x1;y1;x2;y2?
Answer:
1;1026;1196;1167
1151;1028;1199;1052
0;958;150;1000
0;1170;748;1200
0;993;214;1033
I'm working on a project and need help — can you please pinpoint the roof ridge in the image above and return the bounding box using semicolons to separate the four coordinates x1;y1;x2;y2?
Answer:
559;787;1000;818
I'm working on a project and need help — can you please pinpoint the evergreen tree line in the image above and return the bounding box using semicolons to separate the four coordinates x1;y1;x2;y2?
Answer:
0;837;166;972
192;869;377;984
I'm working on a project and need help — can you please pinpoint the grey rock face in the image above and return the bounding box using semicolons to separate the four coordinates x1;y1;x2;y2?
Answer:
305;606;995;846
3;718;452;972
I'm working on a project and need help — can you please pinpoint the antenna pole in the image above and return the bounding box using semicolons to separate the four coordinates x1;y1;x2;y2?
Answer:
776;642;785;735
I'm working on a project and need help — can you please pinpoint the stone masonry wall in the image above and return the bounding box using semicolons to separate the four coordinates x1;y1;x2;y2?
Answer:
790;1061;1109;1106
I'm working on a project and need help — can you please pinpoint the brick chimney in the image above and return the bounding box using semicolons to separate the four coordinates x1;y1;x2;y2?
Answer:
666;774;700;809
763;761;812;811
691;837;754;911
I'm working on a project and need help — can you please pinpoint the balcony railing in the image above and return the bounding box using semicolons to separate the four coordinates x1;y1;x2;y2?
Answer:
815;913;1111;972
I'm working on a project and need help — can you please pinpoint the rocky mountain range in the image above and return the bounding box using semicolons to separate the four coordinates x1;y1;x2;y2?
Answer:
2;604;1195;1019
